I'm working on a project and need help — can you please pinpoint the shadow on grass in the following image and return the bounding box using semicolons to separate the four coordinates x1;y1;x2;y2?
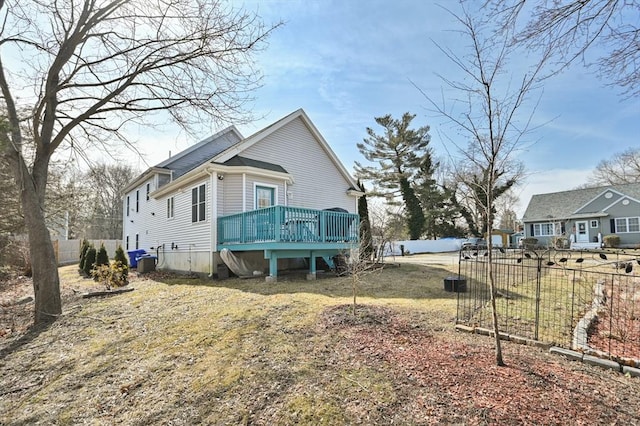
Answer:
0;320;52;362
146;263;465;301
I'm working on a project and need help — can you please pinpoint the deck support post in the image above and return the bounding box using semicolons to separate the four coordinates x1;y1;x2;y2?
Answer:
307;251;317;280
267;252;278;282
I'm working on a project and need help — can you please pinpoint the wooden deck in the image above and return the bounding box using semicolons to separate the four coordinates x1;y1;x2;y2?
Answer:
217;206;359;280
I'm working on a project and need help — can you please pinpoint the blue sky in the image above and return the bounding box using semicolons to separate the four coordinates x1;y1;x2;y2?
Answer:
137;0;639;216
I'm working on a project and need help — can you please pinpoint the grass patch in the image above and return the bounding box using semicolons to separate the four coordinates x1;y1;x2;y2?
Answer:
0;263;458;425
3;259;638;424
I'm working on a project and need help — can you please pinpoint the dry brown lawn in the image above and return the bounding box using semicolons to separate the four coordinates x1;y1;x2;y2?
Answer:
1;260;639;425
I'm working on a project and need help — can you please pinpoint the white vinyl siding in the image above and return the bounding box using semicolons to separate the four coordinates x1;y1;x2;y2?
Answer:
221;175;243;215
241;116;355;212
122;177;211;252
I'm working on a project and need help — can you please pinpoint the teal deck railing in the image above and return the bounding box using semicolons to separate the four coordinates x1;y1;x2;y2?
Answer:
217;205;359;245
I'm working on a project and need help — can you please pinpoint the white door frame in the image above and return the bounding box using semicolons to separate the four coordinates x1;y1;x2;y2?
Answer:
575;220;589;243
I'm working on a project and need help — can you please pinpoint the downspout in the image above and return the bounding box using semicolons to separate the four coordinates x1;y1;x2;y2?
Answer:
206;168;218;278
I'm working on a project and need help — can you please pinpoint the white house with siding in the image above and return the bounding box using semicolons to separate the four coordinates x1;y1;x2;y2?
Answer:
122;109;362;280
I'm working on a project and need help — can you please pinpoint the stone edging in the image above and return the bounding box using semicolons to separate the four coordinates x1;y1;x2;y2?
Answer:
454;324;640;377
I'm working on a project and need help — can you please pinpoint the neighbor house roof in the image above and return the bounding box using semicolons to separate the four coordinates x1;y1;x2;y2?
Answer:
522;182;640;222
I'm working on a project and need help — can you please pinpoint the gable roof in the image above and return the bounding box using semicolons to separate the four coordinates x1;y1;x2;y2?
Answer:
126;109;361;197
522;182;640;221
155;126;244;178
213;108;359;189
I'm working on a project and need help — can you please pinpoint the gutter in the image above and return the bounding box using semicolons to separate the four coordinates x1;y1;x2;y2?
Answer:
205;167;217;278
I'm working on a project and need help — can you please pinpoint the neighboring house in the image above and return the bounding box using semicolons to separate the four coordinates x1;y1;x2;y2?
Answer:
122;109;362;281
522;183;640;249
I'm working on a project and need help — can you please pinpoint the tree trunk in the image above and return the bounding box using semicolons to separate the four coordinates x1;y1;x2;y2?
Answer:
22;184;62;323
13;151;62;324
486;177;505;366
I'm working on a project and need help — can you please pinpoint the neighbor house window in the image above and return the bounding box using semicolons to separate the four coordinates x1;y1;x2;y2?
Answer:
615;217;640;233
136;190;139;212
126;235;129;250
167;197;174;219
126;196;130;217
590;220;599;228
146;183;150;201
191;184;206;223
135;233;139;249
533;222;557;237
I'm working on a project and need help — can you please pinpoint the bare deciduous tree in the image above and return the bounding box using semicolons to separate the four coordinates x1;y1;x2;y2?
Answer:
85;163;138;239
589;147;640;185
0;0;279;323
418;4;548;365
488;0;640;97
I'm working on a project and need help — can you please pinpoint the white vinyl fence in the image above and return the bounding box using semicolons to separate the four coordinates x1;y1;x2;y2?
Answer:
54;239;122;265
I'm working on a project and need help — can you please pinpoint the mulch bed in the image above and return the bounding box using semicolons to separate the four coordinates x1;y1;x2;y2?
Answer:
323;304;640;425
588;279;640;361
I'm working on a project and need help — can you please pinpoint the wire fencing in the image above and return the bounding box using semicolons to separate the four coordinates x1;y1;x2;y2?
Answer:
456;247;640;362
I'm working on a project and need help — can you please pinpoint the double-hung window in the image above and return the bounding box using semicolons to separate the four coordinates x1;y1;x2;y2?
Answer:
167;197;174;219
533;223;555;236
191;184;206;223
615;217;640;233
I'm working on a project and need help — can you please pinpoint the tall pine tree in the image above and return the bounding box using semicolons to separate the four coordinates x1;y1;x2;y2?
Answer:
355;113;432;240
357;180;374;260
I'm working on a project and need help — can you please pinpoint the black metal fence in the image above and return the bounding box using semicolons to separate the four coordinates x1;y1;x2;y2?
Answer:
456;247;640;362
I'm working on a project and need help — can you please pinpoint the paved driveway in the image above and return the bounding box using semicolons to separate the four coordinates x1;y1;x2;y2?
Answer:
385;252;460;266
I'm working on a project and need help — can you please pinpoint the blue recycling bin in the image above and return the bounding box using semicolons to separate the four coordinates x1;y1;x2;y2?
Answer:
127;249;147;268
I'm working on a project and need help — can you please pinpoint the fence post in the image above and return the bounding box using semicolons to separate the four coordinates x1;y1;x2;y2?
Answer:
534;255;542;341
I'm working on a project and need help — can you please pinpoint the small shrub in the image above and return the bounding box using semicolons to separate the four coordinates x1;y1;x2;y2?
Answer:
521;237;538;250
79;239;90;272
91;261;129;290
114;245;129;276
552;236;569;249
93;244;110;281
83;246;96;277
603;234;620;248
96;243;109;267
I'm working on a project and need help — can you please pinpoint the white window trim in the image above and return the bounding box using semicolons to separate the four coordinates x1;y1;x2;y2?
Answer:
167;196;174;219
533;222;560;237
253;182;278;210
590;220;599;228
615;217;640;233
191;183;207;223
